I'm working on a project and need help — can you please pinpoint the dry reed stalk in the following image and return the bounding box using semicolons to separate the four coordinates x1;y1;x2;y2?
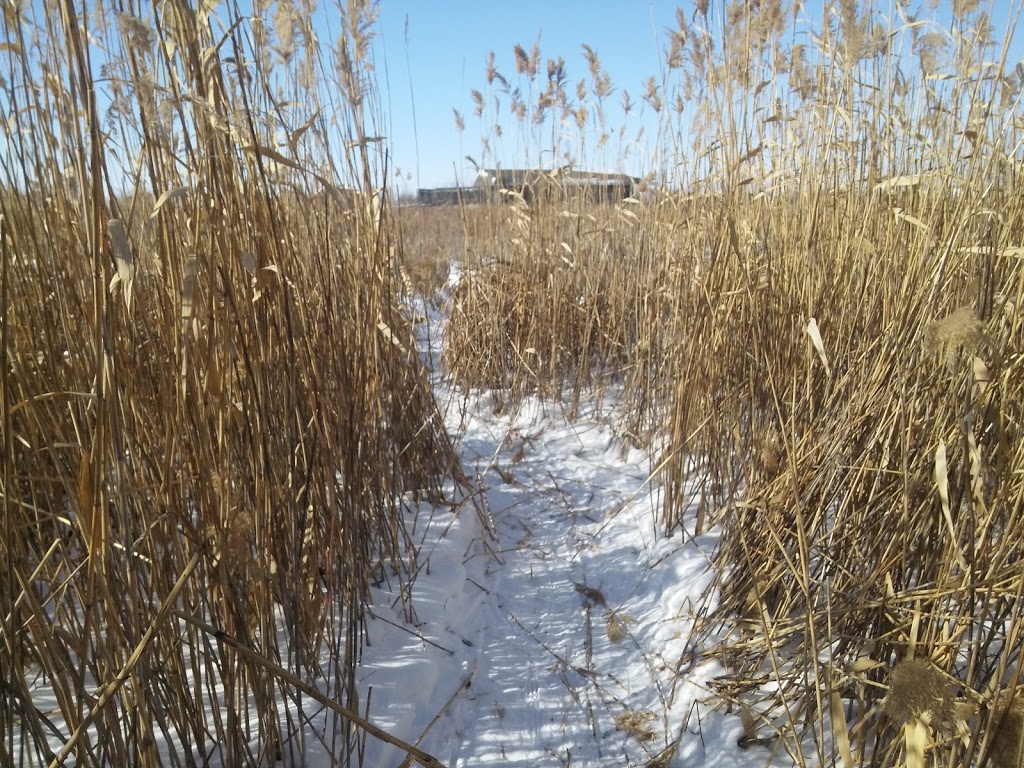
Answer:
1;2;457;765
659;3;1024;765
427;4;1024;767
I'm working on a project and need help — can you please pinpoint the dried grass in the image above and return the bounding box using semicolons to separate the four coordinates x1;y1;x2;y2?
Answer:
5;0;1023;764
1;2;455;765
613;709;657;742
425;3;1024;765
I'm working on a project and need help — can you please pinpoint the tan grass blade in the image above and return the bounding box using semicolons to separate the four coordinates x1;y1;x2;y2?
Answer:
934;439;969;571
806;317;831;377
904;720;927;768
149;186;189;218
107;218;134;312
830;689;854;768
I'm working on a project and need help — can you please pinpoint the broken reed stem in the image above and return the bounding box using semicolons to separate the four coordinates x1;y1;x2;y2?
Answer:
48;552;202;768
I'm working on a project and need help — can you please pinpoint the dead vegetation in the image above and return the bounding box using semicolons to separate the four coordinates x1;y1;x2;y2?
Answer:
3;0;1023;764
431;1;1024;764
1;1;454;766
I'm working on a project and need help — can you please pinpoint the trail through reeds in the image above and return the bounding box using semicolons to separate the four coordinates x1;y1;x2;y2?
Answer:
435;1;1024;763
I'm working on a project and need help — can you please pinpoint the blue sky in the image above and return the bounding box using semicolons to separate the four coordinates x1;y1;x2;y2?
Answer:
369;1;691;191
360;1;1024;194
13;0;1017;195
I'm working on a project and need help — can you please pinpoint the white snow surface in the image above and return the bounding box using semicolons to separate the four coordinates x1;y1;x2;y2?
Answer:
344;309;762;768
353;390;748;768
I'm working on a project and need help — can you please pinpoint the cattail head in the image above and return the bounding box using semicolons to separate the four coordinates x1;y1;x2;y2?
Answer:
883;659;955;729
988;692;1024;768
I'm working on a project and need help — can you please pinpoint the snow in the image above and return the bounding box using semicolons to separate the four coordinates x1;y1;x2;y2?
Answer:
345;304;764;767
355;390;739;767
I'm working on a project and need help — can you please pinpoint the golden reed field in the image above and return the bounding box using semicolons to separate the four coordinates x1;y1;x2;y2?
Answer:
2;0;1023;765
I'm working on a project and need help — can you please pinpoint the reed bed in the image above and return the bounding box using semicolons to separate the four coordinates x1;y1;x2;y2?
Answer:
1;1;454;765
443;193;665;417
435;1;1024;763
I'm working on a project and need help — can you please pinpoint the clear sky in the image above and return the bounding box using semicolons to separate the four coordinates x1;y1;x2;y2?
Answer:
6;0;1023;196
361;1;1024;194
369;1;693;191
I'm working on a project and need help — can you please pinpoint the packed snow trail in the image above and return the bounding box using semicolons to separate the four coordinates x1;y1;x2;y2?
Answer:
356;390;755;767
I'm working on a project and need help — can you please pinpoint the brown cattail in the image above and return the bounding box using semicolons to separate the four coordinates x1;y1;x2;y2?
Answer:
884;659;955;728
989;692;1024;768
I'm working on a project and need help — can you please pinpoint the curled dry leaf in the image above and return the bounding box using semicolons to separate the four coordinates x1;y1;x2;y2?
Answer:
150;186;189;218
806;317;831;377
107;218;134;312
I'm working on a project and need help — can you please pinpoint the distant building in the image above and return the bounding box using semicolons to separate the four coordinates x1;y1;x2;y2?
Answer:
476;168;639;205
416;168;641;207
416;186;486;206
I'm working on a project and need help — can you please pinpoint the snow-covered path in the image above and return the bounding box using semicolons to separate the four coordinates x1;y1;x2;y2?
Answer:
357;390;751;767
21;306;769;767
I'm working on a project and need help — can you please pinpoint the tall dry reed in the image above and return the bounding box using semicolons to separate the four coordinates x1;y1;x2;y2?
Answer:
1;1;454;765
431;2;1024;764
